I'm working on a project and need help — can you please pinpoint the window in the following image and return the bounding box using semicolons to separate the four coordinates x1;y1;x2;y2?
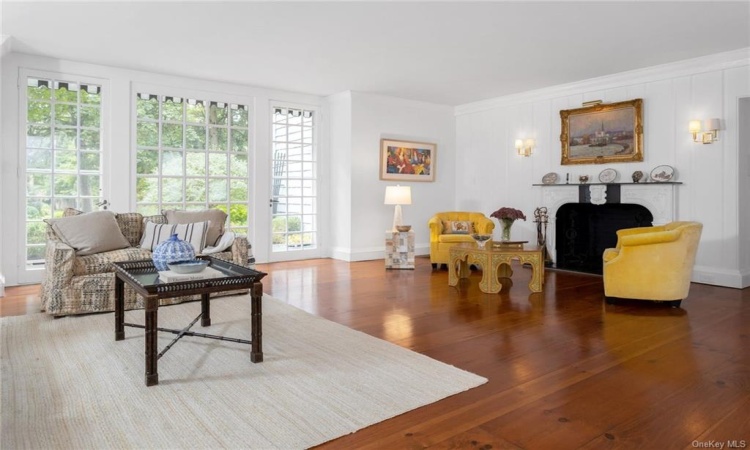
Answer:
271;106;317;252
24;77;103;266
135;93;250;235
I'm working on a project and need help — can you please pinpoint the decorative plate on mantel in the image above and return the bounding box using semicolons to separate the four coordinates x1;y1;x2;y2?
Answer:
542;172;558;185
598;168;618;183
650;165;675;182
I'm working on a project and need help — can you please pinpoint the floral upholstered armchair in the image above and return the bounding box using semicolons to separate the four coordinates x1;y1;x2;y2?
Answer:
428;212;495;269
41;209;251;316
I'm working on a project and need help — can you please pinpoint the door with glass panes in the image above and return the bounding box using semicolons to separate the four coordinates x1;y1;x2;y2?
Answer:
269;105;320;261
20;72;107;283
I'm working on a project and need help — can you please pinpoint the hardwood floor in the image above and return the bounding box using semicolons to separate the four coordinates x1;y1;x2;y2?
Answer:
3;257;749;449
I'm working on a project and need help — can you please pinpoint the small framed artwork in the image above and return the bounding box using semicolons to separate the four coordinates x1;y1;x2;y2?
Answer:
379;138;436;182
560;98;643;165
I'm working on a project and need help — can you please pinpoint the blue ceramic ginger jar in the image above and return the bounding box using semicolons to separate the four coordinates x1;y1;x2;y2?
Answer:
152;234;195;271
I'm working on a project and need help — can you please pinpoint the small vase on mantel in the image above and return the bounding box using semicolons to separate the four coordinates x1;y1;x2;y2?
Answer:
501;219;515;242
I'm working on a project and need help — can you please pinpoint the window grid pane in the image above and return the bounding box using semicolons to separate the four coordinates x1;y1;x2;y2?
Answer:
271;107;317;252
135;94;251;240
24;77;103;267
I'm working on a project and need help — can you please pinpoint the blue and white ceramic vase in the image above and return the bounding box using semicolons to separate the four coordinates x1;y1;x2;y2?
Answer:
152;234;195;271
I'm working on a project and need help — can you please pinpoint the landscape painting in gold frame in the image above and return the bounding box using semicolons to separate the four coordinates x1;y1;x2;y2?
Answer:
379;138;436;182
560;98;643;165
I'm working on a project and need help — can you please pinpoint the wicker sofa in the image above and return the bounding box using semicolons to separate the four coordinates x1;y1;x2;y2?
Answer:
41;209;251;316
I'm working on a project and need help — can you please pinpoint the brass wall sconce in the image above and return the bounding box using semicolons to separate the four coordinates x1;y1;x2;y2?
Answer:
515;138;535;157
689;118;721;144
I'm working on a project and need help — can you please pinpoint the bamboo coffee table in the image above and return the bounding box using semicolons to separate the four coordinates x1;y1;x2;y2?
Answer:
113;257;267;386
449;242;544;293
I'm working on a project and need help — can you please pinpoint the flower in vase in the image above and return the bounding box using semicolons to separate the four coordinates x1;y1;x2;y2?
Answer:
490;207;526;241
490;207;527;222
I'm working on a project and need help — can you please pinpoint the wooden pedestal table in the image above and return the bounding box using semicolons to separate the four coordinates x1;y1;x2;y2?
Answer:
113;257;267;387
448;242;544;293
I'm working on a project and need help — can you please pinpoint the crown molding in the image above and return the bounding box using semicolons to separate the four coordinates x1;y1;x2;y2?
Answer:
455;47;750;116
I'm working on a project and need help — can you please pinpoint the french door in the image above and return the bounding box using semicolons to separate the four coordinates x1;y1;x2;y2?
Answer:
18;70;108;283
269;103;320;261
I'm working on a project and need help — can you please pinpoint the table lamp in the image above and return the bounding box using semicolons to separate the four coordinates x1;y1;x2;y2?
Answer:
384;185;412;232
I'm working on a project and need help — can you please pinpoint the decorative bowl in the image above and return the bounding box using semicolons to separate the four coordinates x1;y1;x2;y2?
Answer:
471;234;492;248
167;259;210;274
396;225;412;232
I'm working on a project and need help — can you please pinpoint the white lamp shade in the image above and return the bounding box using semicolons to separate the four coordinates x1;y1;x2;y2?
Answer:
514;139;524;149
704;118;721;131
384;186;412;205
524;138;536;148
688;120;702;133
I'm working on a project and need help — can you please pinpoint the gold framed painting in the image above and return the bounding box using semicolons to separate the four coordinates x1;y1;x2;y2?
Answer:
560;98;643;165
379;139;436;182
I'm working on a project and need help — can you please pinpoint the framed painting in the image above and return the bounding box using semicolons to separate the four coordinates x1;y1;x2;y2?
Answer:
560;98;643;165
380;139;436;182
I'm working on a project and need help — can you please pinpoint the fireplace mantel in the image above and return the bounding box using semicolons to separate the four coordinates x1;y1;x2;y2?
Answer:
537;182;681;264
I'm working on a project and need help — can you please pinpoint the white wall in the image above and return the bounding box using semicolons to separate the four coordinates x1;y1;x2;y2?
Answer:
325;92;353;259
0;37;11;292
739;98;750;287
328;91;455;261
455;49;750;288
1;52;322;285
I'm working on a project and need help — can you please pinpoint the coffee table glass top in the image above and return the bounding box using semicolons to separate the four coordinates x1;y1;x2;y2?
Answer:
113;256;266;291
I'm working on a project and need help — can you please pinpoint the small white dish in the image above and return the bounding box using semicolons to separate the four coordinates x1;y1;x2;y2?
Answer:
650;165;675;182
598;168;618;183
168;260;210;274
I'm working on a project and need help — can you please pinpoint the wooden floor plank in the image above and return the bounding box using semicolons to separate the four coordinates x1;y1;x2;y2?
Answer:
2;257;748;449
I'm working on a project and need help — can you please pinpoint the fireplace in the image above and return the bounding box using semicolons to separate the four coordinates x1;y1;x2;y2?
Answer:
538;182;679;274
555;203;653;274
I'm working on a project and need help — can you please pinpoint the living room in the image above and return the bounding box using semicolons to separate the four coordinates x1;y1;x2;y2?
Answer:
1;2;749;449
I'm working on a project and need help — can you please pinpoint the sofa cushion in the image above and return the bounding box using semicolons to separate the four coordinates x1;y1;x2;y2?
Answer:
73;247;153;276
115;213;144;247
442;220;474;235
438;234;475;243
140;220;210;253
45;211;131;256
163;209;227;246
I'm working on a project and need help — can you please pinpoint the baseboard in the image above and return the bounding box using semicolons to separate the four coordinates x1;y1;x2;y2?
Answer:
692;266;746;289
741;268;750;289
331;244;430;262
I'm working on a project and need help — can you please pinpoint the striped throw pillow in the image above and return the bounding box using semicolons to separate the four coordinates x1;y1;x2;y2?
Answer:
140;221;210;254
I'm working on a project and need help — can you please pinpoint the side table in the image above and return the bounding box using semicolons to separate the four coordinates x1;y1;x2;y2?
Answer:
385;230;415;269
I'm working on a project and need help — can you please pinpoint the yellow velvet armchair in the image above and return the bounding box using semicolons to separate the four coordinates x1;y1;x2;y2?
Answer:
428;212;495;269
602;221;703;307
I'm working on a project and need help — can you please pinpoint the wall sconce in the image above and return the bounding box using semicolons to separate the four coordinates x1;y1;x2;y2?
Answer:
515;138;535;157
689;118;721;144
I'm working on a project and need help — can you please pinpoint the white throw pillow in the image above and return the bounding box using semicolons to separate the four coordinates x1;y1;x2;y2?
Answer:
201;231;236;255
140;221;210;254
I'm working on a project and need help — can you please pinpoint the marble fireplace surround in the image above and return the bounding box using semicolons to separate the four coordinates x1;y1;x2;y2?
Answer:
539;183;680;265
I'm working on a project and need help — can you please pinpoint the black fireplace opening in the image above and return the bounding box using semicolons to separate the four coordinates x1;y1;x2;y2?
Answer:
555;203;653;274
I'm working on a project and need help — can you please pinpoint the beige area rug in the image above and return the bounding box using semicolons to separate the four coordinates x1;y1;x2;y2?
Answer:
2;294;486;449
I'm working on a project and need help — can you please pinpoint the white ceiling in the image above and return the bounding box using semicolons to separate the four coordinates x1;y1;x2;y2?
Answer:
2;2;749;106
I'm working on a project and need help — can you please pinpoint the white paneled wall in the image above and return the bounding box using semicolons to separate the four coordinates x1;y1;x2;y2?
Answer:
455;49;750;288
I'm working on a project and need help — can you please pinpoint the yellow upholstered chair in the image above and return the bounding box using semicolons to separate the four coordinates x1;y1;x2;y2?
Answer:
602;221;703;308
428;212;495;269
